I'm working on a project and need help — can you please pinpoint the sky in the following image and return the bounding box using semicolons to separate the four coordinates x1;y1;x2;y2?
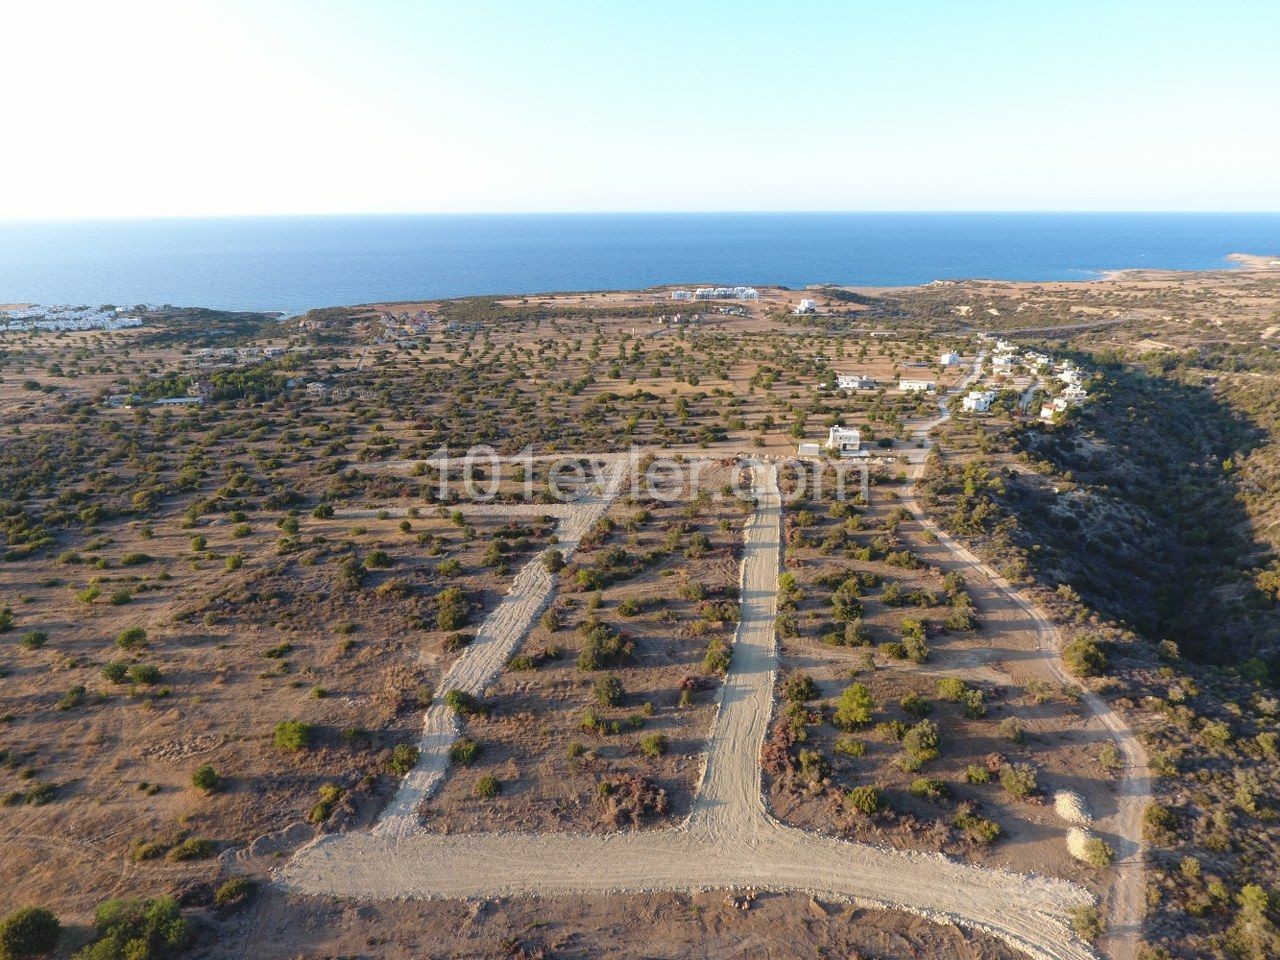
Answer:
2;0;1278;219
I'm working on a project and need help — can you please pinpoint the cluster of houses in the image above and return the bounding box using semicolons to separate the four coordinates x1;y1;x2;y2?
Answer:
1;305;143;333
186;344;295;369
1039;362;1089;422
670;287;760;301
656;312;701;325
989;339;1052;376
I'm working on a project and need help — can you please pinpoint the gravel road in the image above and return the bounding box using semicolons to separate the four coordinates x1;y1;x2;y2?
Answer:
279;463;1098;960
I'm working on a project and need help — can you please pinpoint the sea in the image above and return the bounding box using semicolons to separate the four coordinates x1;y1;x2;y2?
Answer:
1;212;1278;316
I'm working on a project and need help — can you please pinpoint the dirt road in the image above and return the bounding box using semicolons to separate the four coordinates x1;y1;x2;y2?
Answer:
279;463;1097;960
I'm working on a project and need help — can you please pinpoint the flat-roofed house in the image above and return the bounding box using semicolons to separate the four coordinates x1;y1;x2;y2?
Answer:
961;389;996;413
899;378;936;392
826;425;864;457
836;373;878;391
939;351;961;365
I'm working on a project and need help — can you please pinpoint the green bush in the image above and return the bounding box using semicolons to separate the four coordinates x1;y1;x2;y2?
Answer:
1000;762;1038;799
449;738;480;765
1069;904;1104;943
594;674;624;707
18;631;47;651
75;896;187;960
273;720;313;753
0;906;61;959
213;877;254;908
780;672;818;702
474;774;501;798
116;627;147;650
190;765;221;794
844;785;883;815
129;664;161;685
390;743;420;775
833;683;875;729
639;733;669;757
443;689;483;716
308;784;344;823
1062;636;1107;677
166;837;214;861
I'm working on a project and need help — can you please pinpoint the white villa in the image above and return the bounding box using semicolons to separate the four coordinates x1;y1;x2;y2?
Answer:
939;351;961;366
827;425;865;457
836;373;878;391
795;298;817;315
670;289;692;301
992;354;1017;373
899;378;936;392
961;389;996;413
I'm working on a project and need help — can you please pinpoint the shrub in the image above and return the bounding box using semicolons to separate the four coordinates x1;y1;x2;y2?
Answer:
909;776;949;800
190;764;221;794
702;638;731;674
166;837;214;861
449;738;480;765
0;609;12;633
1069;904;1105;943
273;720;313;752
507;654;536;671
1062;636;1107;677
833;736;866;757
79;896;187;960
308;784;344;823
435;586;469;631
833;683;875;729
902;720;940;763
900;692;931;717
102;660;129;684
965;764;991;784
128;664;161;685
639;733;669;757
116;627;147;650
1000;762;1038;799
443;689;483;716
577;619;633;671
953;804;1001;844
0;906;61;959
213;876;254;908
18;631;47;651
390;743;420;775
780;672;818;702
1142;802;1177;843
474;774;501;798
541;549;565;573
844;785;883;815
593;674;624;707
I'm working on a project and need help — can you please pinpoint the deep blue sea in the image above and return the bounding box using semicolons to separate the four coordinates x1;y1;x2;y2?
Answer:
1;213;1278;316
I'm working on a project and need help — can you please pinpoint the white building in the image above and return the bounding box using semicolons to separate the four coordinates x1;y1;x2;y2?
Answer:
836;373;878;391
795;298;817;315
899;378;936;392
152;396;204;407
992;354;1017;373
693;286;759;301
670;289;692;301
961;389;996;413
796;442;822;457
826;425;864;457
939;351;961;366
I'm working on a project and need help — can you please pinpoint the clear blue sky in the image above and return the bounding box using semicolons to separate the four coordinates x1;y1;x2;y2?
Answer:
4;0;1278;218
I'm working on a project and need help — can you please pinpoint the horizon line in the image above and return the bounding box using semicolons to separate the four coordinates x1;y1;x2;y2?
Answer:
4;209;1280;226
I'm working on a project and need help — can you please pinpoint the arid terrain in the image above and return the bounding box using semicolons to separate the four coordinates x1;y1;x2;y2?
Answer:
3;263;1280;959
